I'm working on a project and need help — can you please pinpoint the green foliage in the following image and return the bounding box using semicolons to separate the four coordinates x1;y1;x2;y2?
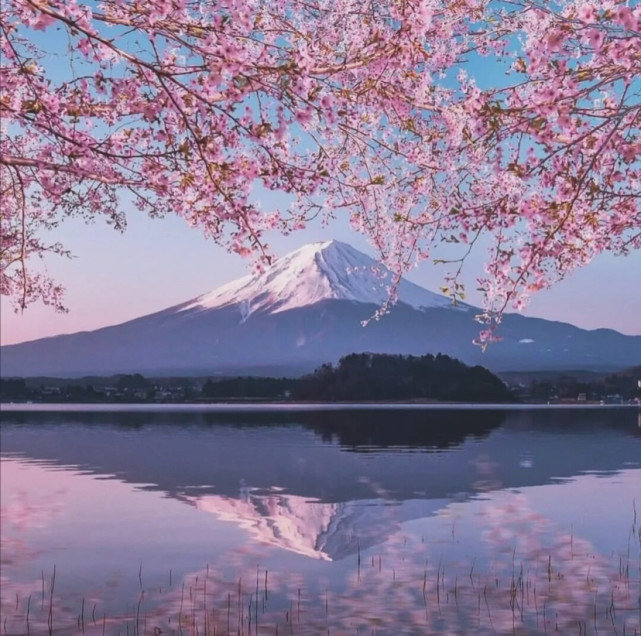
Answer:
201;376;295;399
528;370;641;401
0;378;29;401
1;355;519;403
117;374;150;391
295;353;515;402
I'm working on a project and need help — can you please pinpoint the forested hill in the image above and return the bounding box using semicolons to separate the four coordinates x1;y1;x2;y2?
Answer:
295;353;515;403
1;353;515;403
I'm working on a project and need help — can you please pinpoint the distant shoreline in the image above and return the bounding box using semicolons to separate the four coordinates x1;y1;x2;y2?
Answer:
1;401;639;413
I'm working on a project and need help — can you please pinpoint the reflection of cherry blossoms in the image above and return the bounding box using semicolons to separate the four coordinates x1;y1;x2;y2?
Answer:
479;492;640;635
1;486;637;634
196;493;638;635
2;503;638;635
71;492;636;635
1;490;67;633
1;489;64;565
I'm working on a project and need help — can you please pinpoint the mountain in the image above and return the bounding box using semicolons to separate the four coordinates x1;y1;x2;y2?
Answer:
1;240;640;377
185;240;456;317
1;409;639;561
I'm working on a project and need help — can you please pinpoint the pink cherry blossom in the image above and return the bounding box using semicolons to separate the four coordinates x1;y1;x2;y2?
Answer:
0;0;639;340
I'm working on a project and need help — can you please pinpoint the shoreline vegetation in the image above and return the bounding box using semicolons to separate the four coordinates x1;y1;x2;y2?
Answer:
1;353;516;405
1;354;639;406
3;531;639;636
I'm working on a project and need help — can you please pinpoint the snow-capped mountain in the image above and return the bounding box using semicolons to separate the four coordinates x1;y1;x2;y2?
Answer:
189;492;339;560
1;240;640;377
180;240;458;320
186;492;442;562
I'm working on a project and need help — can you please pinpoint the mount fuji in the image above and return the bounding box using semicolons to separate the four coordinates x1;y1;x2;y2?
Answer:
1;240;640;377
181;240;457;318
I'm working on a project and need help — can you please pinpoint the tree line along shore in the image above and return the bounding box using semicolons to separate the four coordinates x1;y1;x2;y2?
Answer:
1;353;515;404
2;355;639;405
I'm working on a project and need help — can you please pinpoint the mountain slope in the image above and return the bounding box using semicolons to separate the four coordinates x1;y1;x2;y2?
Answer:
180;240;458;318
1;240;640;377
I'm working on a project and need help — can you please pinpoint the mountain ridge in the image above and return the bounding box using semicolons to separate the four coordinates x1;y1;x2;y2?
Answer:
177;239;459;319
2;240;640;377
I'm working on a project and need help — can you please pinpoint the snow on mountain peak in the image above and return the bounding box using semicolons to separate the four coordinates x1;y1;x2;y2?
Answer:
182;239;458;317
186;491;398;562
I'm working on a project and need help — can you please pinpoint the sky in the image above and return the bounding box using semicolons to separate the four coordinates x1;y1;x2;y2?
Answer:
1;208;640;346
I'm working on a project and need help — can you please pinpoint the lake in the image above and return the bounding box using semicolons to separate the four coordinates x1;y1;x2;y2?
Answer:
1;405;640;635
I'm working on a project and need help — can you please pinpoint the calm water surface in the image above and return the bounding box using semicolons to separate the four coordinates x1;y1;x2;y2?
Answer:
1;406;640;635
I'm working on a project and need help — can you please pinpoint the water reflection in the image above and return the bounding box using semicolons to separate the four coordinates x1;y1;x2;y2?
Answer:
1;407;639;634
1;408;639;502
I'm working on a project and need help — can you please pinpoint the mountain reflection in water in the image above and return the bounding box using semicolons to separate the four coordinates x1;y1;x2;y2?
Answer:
1;406;639;635
2;408;638;502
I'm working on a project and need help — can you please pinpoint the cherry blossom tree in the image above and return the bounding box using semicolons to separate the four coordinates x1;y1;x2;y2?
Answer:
1;0;639;335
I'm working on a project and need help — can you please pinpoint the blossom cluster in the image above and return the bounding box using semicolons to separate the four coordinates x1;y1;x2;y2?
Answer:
1;0;639;326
